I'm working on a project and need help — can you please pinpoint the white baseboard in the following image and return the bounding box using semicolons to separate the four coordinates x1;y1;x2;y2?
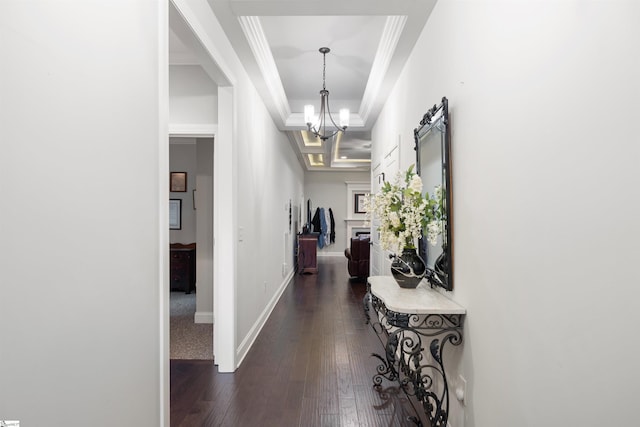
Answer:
235;270;295;366
317;251;344;257
194;311;214;324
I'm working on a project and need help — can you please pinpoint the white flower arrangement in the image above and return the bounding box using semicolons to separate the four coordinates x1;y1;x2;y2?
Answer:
365;165;444;255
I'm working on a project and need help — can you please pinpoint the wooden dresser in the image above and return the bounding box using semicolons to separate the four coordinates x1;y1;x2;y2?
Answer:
170;243;196;293
297;234;318;274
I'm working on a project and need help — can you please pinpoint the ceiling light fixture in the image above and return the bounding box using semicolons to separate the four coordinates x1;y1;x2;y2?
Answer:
304;47;349;141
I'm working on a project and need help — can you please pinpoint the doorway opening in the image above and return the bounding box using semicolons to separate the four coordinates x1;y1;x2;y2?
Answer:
169;137;214;360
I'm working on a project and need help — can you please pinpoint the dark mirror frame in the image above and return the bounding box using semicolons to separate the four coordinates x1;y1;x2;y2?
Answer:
414;96;453;291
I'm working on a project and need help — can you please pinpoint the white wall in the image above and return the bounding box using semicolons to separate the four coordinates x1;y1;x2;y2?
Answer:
175;0;305;366
234;84;305;359
373;1;640;426
304;171;371;254
169;64;218;125
195;138;214;323
169;141;197;243
0;2;165;426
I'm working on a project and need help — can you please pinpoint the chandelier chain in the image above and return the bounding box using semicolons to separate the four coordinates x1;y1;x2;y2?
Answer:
322;50;326;91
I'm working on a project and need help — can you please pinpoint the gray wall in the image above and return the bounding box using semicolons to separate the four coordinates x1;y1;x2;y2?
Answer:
372;1;640;426
305;171;370;254
0;1;165;425
170;141;197;243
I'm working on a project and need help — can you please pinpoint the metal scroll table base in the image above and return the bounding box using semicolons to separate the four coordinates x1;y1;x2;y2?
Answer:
364;290;463;427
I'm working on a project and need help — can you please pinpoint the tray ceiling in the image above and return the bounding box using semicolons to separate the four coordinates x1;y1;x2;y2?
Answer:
171;0;438;171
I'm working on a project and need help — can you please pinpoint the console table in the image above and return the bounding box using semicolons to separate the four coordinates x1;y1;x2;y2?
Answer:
364;276;466;427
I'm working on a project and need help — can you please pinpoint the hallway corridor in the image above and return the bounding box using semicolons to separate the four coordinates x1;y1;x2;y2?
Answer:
170;257;421;426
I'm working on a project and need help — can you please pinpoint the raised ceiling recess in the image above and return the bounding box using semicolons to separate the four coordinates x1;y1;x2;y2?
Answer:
181;0;439;170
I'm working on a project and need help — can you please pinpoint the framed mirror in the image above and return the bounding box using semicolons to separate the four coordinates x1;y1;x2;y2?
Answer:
414;97;453;290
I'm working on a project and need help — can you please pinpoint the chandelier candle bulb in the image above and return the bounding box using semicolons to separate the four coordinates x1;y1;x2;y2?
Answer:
304;105;315;125
339;108;350;127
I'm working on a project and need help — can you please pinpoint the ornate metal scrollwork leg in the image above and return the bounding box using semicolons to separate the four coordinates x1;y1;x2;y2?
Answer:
363;292;464;427
363;291;371;324
371;328;403;387
409;325;462;427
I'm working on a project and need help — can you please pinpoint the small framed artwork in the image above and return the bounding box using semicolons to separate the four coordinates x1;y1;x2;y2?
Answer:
169;199;182;230
354;193;367;214
170;172;187;192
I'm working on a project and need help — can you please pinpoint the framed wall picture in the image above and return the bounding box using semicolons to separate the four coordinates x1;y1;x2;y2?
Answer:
354;193;367;214
346;181;370;220
169;199;182;230
170;172;187;192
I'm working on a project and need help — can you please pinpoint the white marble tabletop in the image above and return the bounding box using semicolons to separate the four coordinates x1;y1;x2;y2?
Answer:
368;276;466;315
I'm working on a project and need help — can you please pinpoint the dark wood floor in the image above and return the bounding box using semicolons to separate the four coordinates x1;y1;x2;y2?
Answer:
170;257;422;426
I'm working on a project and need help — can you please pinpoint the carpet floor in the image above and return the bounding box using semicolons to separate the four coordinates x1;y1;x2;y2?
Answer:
170;292;213;360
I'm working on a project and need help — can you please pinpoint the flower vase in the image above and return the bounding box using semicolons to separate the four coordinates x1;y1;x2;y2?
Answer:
390;248;426;288
434;250;448;278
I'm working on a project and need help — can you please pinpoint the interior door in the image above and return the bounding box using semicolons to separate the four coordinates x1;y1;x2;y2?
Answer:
370;143;400;277
370;161;383;277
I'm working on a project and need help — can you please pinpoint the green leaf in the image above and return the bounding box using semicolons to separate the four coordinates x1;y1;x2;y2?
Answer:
405;165;414;183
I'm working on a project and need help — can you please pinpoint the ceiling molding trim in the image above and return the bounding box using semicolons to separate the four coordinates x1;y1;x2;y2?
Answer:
171;0;234;87
291;131;323;154
238;16;291;126
332;134;371;164
358;15;407;125
286;112;365;129
285;132;310;170
307;165;371;172
228;0;416;16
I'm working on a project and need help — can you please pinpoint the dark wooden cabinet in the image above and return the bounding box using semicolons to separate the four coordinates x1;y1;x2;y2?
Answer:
297;234;318;274
170;243;196;293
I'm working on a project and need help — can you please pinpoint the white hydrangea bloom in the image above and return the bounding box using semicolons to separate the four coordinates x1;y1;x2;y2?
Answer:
434;185;443;200
389;211;401;228
427;221;443;246
365;165;444;253
409;174;422;193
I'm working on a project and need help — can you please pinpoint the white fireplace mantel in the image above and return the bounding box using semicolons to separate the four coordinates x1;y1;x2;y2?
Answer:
345;218;369;246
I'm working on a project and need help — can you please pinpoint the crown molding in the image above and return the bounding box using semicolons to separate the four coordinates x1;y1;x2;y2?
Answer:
238;16;291;126
285;112;365;129
358;15;407;125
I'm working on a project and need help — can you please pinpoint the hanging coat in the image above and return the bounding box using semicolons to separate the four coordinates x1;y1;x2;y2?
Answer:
318;207;327;248
311;207;321;234
329;208;336;244
323;208;331;246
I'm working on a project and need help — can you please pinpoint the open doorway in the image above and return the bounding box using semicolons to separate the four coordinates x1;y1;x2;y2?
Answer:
168;137;214;360
168;0;236;375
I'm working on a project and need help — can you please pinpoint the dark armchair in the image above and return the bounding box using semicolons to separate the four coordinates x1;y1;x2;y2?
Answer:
344;236;370;279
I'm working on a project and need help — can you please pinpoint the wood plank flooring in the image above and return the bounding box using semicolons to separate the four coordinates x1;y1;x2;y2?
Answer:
170;257;422;426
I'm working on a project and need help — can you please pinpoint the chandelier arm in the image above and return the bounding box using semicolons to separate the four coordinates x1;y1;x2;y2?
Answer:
322;93;346;131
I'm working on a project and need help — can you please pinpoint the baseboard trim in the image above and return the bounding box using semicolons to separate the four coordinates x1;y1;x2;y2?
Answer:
194;311;214;324
235;270;295;366
317;251;344;257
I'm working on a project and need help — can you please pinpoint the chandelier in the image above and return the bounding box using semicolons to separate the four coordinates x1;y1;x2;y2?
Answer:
304;47;349;141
